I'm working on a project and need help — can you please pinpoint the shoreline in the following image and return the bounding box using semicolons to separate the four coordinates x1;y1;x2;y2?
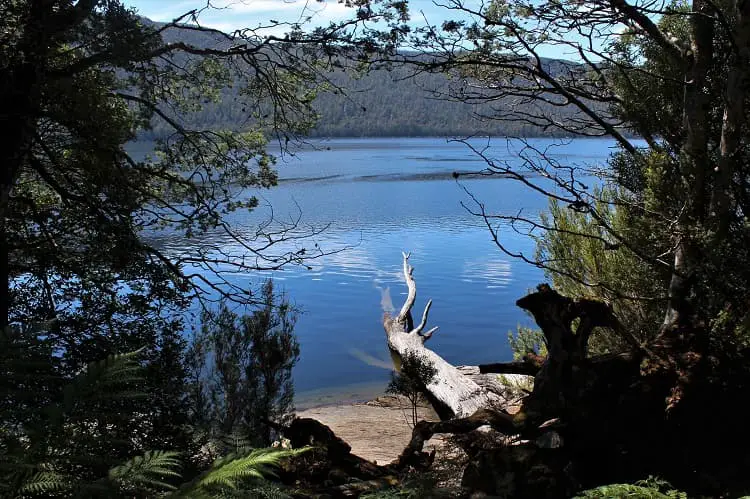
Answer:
294;380;390;411
293;369;528;465
296;394;442;465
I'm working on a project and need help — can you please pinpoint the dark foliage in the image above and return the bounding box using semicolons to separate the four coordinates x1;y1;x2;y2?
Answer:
187;280;300;447
386;352;438;427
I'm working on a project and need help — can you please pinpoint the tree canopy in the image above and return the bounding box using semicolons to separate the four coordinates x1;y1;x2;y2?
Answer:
392;0;750;345
372;0;750;494
0;1;402;495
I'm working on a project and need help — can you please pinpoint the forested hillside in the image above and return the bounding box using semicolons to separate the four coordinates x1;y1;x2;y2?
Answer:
140;18;584;139
310;66;568;137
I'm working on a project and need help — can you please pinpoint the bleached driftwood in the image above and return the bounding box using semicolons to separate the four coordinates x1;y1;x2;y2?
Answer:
383;252;506;419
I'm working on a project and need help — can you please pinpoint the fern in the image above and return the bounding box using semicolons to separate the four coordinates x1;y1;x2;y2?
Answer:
62;348;146;409
178;447;310;496
1;348;149;498
16;470;72;496
574;477;688;498
38;348;146;430
109;450;182;492
215;431;255;456
3;345;307;499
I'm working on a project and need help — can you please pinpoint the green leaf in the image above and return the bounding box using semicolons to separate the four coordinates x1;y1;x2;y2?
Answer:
17;470;72;495
178;447;310;496
109;450;182;492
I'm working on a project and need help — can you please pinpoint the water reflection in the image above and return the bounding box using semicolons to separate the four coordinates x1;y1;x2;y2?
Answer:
462;257;513;288
150;137;635;395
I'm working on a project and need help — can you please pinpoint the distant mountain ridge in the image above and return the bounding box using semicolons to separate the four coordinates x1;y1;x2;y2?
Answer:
140;18;590;138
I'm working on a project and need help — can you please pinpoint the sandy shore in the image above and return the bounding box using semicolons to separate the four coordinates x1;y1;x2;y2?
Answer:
297;395;443;465
294;369;527;465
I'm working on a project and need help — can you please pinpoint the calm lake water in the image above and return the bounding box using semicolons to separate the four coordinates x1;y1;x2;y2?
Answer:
157;137;627;403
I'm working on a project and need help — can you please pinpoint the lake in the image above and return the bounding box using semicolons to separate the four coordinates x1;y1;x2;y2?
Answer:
160;137;626;404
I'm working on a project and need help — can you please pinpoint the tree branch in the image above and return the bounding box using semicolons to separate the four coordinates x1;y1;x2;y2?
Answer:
608;0;685;64
411;299;433;335
396;251;416;326
479;360;542;376
392;408;518;469
419;326;439;341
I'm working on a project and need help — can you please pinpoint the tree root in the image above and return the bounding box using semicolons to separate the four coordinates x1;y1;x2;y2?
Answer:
392;408;520;469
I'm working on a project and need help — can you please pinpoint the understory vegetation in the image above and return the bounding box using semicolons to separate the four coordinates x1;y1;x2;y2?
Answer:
386;352;438;428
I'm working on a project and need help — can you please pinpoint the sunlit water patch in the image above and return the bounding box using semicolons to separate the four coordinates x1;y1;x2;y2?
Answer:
151;137;639;398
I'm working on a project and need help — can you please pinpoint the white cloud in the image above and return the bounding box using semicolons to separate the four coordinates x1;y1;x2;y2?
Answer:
211;0;351;16
127;0;357;31
127;0;483;36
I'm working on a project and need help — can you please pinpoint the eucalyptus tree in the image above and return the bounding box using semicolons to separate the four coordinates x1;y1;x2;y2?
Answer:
1;0;408;331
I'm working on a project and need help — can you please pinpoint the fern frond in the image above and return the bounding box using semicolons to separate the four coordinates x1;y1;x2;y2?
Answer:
59;348;146;414
179;447;310;495
201;449;284;488
79;347;145;389
574;483;678;498
216;432;255;455
109;450;182;492
17;470;72;495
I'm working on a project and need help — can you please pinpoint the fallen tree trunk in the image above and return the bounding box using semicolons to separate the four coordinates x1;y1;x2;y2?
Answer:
514;284;644;419
383;252;507;419
392;408;518;469
383;282;654;497
381;271;750;497
478;359;541;376
456;365;534;398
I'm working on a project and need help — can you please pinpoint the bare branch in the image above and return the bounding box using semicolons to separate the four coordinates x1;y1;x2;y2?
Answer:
608;0;685;63
396;251;416;325
419;326;439;341
384;254;507;418
411;299;433;335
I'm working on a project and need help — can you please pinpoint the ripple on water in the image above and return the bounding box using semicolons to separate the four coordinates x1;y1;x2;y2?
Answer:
149;137;630;394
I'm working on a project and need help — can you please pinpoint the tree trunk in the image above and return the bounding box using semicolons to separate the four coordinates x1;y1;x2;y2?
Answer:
662;0;715;330
383;253;506;419
513;284;635;418
0;2;51;332
710;0;750;237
